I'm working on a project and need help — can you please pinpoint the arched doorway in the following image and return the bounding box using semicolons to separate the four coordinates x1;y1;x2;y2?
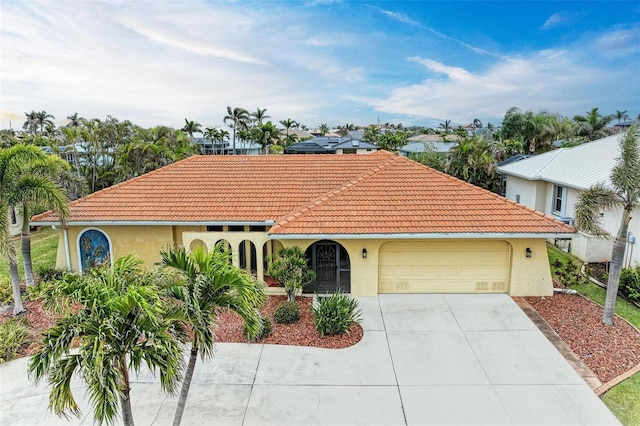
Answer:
214;239;233;264
189;239;207;254
239;240;257;274
305;240;351;293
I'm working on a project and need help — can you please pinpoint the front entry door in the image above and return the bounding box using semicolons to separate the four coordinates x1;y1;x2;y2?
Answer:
306;241;351;294
315;243;338;293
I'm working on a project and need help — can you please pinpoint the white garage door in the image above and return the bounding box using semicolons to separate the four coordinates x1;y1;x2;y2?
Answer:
378;241;510;293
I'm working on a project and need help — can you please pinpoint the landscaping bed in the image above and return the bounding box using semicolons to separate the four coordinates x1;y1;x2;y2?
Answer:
526;292;640;383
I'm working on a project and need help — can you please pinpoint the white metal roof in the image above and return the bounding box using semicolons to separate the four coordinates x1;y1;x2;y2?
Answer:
496;132;628;190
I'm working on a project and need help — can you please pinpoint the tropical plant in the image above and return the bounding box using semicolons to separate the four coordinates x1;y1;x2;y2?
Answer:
250;108;270;125
619;266;640;302
438;119;452;134
615;110;629;125
273;301;301;324
23;111;55;134
279;118;298;136
1;144;65;314
318;123;329;136
447;136;500;192
181;119;202;140
28;256;184;425
312;291;361;337
65;112;84;128
224;106;250;155
267;246;315;302
574;124;640;325
160;245;266;426
0;317;29;363
573;107;615;141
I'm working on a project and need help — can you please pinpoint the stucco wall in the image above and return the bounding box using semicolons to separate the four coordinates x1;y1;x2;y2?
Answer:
505;176;537;207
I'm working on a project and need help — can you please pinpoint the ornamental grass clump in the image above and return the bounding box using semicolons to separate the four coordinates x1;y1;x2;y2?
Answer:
312;291;362;337
273;301;301;324
0;317;29;363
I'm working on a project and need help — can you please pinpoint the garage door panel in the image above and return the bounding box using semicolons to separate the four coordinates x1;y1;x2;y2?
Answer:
378;241;510;293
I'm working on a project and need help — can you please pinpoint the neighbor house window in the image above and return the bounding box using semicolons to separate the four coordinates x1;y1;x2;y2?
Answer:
552;185;566;215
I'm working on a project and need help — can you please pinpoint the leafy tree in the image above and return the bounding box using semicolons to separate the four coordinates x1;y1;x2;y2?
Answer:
29;256;184;425
363;125;380;143
412;144;447;172
161;246;265;425
224;106;250;155
447;136;500;192
375;130;408;153
249;121;280;153
268;246;315;302
574;124;640;325
573;107;614;141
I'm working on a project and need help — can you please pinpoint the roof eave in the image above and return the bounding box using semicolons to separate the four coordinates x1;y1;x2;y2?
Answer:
31;220;277;227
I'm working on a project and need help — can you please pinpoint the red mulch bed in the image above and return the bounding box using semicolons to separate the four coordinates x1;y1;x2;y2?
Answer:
215;295;363;349
526;293;640;383
0;295;363;360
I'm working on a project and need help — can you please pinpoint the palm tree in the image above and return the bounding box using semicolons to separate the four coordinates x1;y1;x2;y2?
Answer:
0;145;62;314
181;119;202;140
66;112;84;128
573;107;614;141
22;111;39;134
318;124;329;136
224;107;250;155
615;110;629;125
161;246;266;425
29;255;184;426
574;124;640;325
279;118;298;137
7;155;70;286
250;108;270;125
438;119;452;134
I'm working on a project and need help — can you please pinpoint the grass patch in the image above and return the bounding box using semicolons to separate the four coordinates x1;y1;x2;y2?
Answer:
0;227;58;282
547;243;640;424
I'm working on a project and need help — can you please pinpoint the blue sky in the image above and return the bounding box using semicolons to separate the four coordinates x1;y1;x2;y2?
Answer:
1;1;639;130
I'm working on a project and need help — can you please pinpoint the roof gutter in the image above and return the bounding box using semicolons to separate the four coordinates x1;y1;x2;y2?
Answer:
268;232;575;240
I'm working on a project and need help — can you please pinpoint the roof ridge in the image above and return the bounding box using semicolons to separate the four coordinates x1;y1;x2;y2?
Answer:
269;154;401;233
534;148;567;178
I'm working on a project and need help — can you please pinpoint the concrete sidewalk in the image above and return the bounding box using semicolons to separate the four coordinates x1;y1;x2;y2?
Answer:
0;294;620;425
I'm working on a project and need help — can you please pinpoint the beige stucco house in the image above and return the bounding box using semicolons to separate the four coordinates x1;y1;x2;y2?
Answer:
32;151;573;297
497;132;639;267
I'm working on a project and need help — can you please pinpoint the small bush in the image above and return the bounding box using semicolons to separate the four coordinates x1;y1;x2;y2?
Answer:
620;266;640;302
273;301;301;324
552;259;589;287
312;291;362;337
0;277;13;305
0;318;29;363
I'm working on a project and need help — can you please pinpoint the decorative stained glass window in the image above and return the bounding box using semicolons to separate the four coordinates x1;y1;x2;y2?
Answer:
79;229;111;271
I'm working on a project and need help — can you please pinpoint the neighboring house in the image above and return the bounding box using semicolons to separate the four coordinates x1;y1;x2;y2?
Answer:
32;151;573;297
497;132;640;267
194;138;261;155
284;142;335;154
332;139;379;154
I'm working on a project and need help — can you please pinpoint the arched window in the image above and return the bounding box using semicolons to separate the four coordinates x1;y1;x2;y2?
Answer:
78;229;112;272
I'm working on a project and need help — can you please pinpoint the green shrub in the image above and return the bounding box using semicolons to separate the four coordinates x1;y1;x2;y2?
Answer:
552;259;590;286
0;318;29;363
312;291;362;337
273;301;301;324
620;266;640;302
0;277;13;305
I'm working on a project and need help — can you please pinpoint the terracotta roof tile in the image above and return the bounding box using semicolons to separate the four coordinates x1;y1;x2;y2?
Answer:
33;152;574;236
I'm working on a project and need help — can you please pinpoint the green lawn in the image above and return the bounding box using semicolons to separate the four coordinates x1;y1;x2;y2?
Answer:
547;244;640;425
0;228;59;281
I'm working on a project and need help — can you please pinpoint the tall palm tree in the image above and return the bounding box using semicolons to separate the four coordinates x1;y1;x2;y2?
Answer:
22;111;39;134
224;107;250;155
279;118;298;136
250;108;270;125
161;246;266;426
66;112;84;128
29;255;184;426
318;123;329;136
615;110;629;124
574;124;640;325
181;119;202;140
6;155;70;286
438;119;452;134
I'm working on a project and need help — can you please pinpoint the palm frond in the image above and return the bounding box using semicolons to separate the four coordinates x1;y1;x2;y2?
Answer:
574;183;622;236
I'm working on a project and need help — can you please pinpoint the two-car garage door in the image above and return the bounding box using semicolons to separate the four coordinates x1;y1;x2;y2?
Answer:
378;241;511;293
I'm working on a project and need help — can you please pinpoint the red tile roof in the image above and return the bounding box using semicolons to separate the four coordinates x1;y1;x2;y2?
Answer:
33;151;574;236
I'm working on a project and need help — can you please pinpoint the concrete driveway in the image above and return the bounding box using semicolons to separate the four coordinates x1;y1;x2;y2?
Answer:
0;294;619;425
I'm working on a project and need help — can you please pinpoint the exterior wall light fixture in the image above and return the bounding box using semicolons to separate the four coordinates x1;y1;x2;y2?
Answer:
362;248;368;259
525;248;532;258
